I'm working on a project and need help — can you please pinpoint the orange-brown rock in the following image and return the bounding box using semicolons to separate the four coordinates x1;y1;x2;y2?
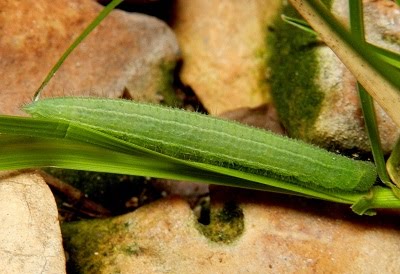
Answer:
0;0;179;115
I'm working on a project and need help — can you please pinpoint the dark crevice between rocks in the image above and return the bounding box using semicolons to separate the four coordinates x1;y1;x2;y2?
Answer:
45;168;163;222
98;0;174;22
173;60;208;114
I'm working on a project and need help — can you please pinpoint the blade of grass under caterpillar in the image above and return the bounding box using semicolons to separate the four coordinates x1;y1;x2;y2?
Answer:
0;115;366;204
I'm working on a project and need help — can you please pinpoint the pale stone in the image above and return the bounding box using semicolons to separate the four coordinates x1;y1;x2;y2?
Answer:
172;0;282;115
0;0;179;115
63;189;400;273
0;171;65;274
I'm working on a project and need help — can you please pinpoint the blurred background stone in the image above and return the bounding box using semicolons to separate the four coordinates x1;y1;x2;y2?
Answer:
0;0;180;115
171;0;282;115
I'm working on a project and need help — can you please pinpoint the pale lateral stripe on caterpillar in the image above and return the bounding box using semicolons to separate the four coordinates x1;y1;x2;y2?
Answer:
24;97;377;193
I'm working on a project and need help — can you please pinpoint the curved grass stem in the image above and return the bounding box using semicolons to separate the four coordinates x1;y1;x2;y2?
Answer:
33;0;124;101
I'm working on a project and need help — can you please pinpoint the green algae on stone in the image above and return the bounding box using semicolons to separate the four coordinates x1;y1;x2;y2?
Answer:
62;219;117;274
268;4;324;140
62;218;140;274
382;33;400;45
322;0;333;9
157;60;182;107
124;58;181;107
121;243;144;256
196;201;244;244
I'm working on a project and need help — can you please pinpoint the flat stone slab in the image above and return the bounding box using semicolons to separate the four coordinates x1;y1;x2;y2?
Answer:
0;171;65;274
63;187;400;273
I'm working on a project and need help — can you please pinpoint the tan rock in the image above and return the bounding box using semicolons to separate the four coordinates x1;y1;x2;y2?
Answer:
0;0;179;115
0;171;65;274
63;188;400;273
172;0;282;115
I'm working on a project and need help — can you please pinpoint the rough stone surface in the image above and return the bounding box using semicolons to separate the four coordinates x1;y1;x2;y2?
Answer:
0;0;179;115
172;0;282;115
0;171;66;274
313;0;400;152
63;188;400;273
270;0;399;152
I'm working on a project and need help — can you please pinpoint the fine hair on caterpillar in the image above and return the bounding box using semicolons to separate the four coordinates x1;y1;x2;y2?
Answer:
2;0;400;215
24;97;377;194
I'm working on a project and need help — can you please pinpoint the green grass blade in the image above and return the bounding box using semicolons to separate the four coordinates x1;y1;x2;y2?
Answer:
351;186;400;215
1;131;348;202
368;44;400;70
1;114;400;211
2;115;400;212
349;1;394;187
0;134;291;193
349;0;364;41
358;86;393;185
0;115;354;202
33;0;123;101
4;131;400;213
282;14;400;69
281;14;317;35
289;0;400;127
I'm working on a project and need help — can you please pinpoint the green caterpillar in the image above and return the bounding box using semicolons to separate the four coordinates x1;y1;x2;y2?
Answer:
24;97;377;193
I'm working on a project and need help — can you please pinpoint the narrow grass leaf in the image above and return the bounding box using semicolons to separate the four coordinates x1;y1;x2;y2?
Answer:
281;14;317;35
2;115;400;212
0;115;358;203
349;0;395;189
33;0;124;101
282;13;400;69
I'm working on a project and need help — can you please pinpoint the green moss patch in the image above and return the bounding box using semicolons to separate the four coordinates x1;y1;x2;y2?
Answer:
196;201;244;244
62;218;141;274
157;60;182;107
267;3;324;139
